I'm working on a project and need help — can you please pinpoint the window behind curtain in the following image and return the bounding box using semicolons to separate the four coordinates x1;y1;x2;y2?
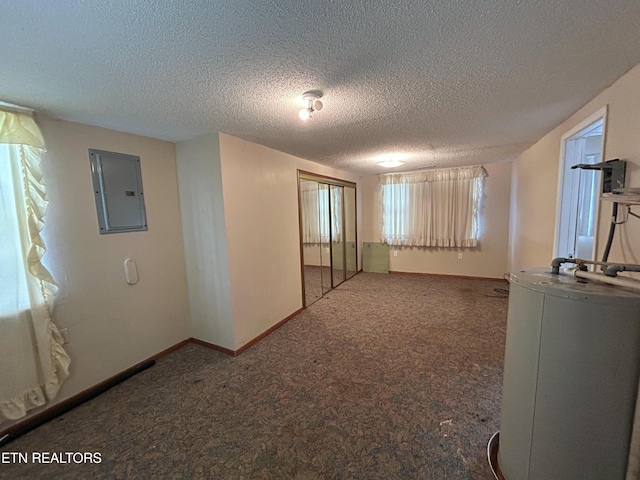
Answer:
0;144;30;314
380;166;486;247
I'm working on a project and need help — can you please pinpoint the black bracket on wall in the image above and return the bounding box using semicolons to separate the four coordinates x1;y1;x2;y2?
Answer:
571;158;626;193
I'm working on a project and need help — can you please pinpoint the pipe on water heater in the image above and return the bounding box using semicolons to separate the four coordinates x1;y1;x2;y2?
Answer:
569;268;640;292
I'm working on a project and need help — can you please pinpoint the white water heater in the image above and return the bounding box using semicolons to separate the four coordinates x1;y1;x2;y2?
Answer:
498;269;640;480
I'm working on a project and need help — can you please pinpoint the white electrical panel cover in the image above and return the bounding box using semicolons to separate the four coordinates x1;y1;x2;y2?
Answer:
89;149;148;234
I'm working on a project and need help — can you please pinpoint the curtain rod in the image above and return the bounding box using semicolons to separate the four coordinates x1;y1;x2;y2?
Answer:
0;101;35;113
378;164;485;177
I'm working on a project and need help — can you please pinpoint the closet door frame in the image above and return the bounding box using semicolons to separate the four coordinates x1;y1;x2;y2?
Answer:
297;170;358;308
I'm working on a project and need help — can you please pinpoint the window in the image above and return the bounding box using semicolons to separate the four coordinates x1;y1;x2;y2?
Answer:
0;144;30;315
380;166;486;247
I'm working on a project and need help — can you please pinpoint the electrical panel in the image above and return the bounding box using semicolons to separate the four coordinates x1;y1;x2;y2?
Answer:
89;149;148;234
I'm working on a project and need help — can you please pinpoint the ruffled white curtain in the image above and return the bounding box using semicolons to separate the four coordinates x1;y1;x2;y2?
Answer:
0;108;70;425
380;165;486;247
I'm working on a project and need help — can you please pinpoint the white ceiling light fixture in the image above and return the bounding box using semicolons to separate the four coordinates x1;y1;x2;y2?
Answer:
299;91;323;120
378;159;405;168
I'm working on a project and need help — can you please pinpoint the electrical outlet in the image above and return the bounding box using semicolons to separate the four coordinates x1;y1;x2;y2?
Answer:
393;250;398;257
59;328;69;344
458;253;463;260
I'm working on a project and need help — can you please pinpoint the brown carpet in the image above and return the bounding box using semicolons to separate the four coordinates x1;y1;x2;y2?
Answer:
0;272;508;479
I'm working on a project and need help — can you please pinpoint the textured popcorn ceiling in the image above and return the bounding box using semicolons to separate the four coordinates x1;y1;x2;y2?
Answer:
2;1;640;175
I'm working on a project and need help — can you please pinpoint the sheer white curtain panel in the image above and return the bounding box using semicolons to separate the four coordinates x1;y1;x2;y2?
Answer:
300;181;321;243
0;108;70;425
300;181;342;244
330;186;342;243
380;166;486;247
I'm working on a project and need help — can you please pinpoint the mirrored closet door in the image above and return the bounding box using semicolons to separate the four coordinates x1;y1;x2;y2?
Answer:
318;183;332;296
344;186;357;280
298;171;358;308
330;184;345;288
299;179;324;306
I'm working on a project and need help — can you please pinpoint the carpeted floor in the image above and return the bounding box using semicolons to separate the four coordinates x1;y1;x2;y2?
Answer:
0;272;508;479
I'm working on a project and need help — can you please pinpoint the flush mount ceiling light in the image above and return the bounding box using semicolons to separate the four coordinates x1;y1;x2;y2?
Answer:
299;91;323;120
378;159;405;168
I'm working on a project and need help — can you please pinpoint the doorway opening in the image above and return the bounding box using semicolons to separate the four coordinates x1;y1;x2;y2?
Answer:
555;109;606;262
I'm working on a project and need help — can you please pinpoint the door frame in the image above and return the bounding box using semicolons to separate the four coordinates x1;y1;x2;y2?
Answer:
297;170;358;308
553;106;608;261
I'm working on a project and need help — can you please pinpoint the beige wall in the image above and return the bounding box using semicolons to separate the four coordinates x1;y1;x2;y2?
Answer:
36;116;189;413
510;63;640;270
176;134;234;350
218;133;359;349
360;162;512;279
303;244;330;267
